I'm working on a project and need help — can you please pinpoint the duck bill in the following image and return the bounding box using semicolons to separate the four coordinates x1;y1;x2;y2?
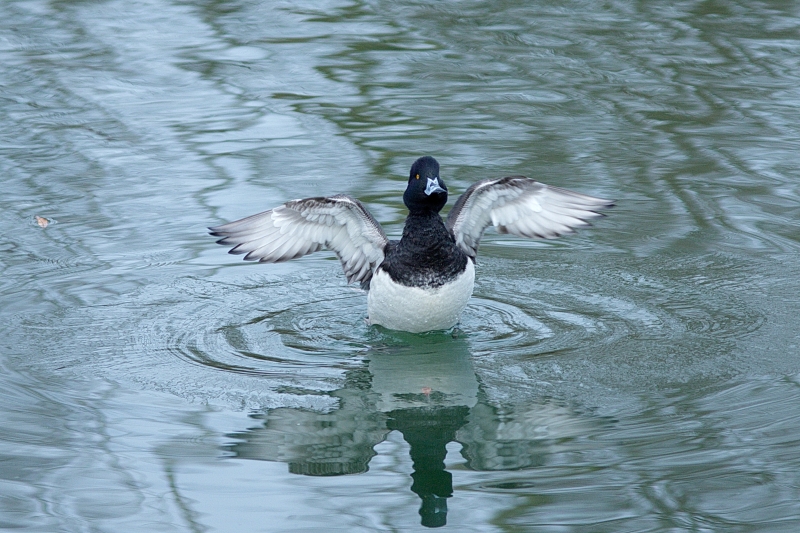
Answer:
425;177;446;196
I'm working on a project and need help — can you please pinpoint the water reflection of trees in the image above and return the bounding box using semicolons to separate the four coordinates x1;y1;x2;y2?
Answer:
226;336;594;528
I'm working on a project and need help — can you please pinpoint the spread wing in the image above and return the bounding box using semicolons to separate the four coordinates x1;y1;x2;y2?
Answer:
445;176;613;258
209;194;389;287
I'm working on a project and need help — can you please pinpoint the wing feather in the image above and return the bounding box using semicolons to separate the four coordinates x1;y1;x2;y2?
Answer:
445;176;613;257
210;194;388;286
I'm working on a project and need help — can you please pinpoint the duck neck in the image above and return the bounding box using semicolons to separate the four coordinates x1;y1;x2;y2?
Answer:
401;211;450;248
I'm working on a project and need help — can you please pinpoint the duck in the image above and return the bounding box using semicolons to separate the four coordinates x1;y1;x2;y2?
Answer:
209;156;612;333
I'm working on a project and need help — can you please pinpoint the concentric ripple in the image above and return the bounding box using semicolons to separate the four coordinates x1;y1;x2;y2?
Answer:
464;260;669;357
463;254;767;405
7;251;766;411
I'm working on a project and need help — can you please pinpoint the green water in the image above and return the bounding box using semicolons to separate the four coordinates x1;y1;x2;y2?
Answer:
2;0;800;531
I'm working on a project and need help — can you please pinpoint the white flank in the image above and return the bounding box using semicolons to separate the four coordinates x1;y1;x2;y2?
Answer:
367;261;475;333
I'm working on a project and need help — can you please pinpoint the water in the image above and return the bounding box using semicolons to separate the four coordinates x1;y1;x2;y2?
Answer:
2;0;800;530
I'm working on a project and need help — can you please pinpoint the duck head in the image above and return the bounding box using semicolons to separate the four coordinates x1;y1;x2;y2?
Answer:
403;156;448;214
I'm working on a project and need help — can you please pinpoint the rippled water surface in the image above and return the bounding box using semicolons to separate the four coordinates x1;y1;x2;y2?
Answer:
3;0;800;531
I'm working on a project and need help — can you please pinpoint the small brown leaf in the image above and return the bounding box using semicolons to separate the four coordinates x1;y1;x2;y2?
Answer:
35;216;49;228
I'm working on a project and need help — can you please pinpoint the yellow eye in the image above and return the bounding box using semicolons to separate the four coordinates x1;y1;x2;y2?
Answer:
415;174;420;180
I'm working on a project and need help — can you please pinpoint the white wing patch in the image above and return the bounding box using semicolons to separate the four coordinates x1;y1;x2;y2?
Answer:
210;195;388;286
446;176;613;258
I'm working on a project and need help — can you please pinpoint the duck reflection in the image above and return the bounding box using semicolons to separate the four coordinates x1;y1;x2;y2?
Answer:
226;335;593;528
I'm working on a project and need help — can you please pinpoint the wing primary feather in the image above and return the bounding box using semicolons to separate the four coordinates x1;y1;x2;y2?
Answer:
210;195;388;285
446;175;612;257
